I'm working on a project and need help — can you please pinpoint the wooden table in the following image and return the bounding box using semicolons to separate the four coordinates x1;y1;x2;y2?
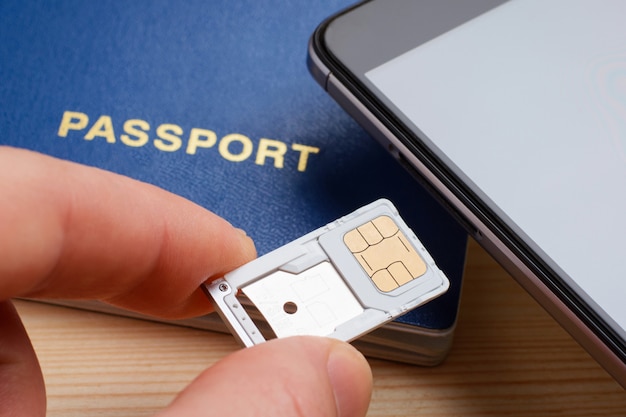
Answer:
15;239;626;416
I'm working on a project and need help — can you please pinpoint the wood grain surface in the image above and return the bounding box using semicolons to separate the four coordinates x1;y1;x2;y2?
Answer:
15;239;626;416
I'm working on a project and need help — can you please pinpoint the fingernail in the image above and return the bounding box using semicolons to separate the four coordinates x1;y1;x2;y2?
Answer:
235;228;257;259
326;342;373;417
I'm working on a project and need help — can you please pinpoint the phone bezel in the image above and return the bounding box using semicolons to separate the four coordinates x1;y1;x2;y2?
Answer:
308;0;626;382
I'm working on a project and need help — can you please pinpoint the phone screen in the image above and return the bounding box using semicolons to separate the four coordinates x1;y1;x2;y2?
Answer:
364;0;626;339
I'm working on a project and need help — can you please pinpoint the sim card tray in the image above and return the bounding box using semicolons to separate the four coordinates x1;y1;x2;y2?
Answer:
203;199;449;347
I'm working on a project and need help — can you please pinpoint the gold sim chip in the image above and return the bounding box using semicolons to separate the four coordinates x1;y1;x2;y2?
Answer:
203;199;449;347
343;215;427;292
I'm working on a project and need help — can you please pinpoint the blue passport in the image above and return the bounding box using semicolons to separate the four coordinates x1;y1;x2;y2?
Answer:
1;0;467;365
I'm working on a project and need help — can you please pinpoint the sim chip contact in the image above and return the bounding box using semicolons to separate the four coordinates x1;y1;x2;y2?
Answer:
203;199;449;347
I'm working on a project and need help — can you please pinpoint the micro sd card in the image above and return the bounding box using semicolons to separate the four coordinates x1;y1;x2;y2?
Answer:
202;199;449;347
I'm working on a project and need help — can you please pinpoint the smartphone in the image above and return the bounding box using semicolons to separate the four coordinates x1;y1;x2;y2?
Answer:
308;0;626;386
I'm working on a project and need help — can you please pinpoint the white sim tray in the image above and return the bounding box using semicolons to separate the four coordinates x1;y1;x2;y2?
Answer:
202;199;449;347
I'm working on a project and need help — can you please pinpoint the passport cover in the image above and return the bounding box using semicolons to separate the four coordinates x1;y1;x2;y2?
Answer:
1;0;467;365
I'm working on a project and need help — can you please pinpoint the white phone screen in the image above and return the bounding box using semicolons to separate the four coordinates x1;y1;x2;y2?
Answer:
367;0;626;336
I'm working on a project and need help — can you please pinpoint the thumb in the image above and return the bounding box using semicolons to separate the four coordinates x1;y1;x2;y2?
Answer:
0;301;46;417
158;336;372;417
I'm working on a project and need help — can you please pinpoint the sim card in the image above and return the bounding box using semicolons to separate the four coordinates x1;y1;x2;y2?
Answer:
202;199;449;347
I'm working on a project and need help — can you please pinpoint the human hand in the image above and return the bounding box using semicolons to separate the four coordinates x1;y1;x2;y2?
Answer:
0;146;372;417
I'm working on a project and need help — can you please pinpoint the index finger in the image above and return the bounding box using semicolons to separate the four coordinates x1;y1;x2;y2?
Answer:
0;146;256;318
